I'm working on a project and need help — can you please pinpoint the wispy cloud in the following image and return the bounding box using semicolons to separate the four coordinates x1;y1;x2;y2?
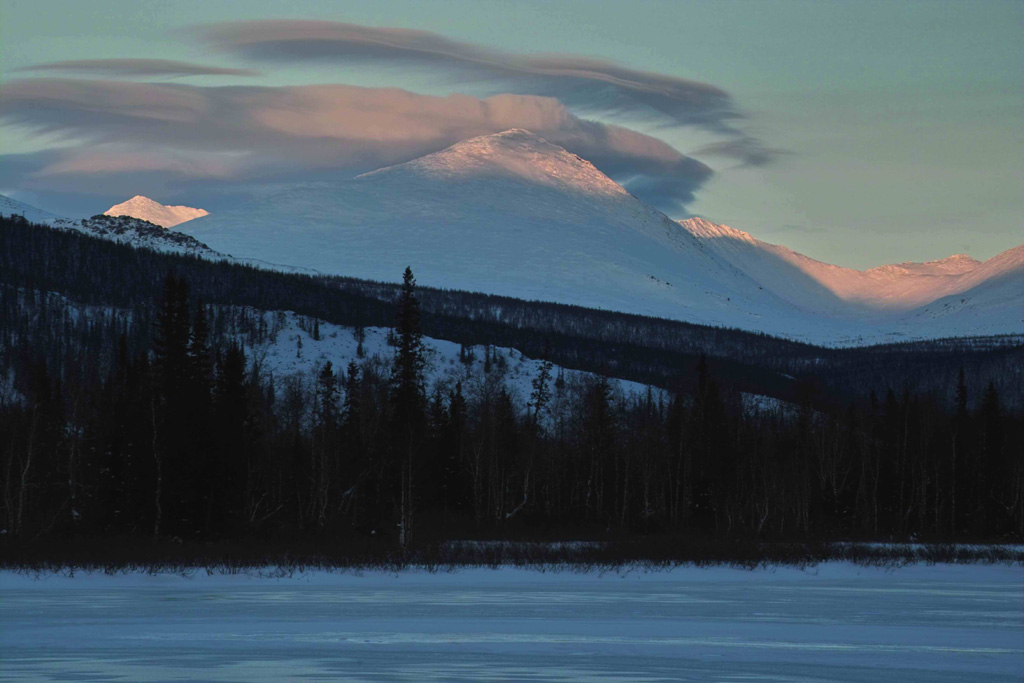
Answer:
200;20;740;134
16;58;260;78
0;79;710;212
693;137;788;167
2;21;783;213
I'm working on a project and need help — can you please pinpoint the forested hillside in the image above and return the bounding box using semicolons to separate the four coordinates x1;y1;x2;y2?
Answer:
1;217;1022;545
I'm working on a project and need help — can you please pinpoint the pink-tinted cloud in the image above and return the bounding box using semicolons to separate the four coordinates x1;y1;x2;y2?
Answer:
201;20;740;134
34;148;239;179
1;78;709;212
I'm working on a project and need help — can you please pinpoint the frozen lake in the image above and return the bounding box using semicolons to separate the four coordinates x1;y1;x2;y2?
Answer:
1;563;1021;681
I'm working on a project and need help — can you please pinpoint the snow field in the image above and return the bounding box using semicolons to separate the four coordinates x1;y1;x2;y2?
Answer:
2;563;1021;681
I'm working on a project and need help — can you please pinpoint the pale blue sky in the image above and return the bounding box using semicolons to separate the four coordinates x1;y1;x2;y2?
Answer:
2;0;1021;267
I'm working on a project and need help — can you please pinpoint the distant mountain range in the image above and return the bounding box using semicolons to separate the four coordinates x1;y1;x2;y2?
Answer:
2;129;1021;345
676;216;1023;341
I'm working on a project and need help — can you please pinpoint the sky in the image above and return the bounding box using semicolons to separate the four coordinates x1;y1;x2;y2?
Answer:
1;0;1021;268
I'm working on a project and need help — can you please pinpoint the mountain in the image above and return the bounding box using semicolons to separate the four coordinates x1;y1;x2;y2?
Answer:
892;245;1024;339
181;129;1023;344
76;214;216;256
5;128;1020;345
0;194;80;229
180;129;851;341
678;216;1023;339
873;253;981;277
104;195;208;228
0;193;216;257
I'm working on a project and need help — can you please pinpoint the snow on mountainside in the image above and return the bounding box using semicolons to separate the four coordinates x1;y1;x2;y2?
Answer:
4;124;1020;347
180;129;1022;344
678;217;1024;338
77;215;217;256
890;245;1024;339
180;129;845;341
0;193;217;257
104;195;208;228
0;194;80;229
870;254;981;277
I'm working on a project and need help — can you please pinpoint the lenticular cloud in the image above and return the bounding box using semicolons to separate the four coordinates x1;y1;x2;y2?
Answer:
201;20;739;133
0;79;709;212
16;58;260;78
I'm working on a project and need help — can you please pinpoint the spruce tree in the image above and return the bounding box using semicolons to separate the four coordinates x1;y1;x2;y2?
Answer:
152;273;190;407
151;273;191;536
952;367;971;531
189;302;213;404
392;267;425;414
213;343;248;531
529;357;553;424
390;267;426;546
443;381;468;512
343;361;362;439
341;360;364;509
978;381;1003;530
312;361;339;527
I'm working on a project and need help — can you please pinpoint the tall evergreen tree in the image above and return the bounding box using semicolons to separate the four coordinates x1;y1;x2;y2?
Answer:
312;361;339;527
390;267;426;546
212;342;249;533
151;273;192;536
952;367;971;531
529;355;554;425
152;274;190;404
189;302;213;407
978;381;1003;531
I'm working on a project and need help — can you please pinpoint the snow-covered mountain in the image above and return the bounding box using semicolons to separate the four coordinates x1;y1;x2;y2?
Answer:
180;129;1021;344
678;217;1023;339
1;193;217;257
678;217;1019;311
888;246;1024;339
77;214;217;256
180;129;847;340
0;194;81;229
104;195;208;228
4;127;1020;346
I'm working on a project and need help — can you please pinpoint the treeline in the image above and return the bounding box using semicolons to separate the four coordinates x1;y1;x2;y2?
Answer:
1;270;1021;544
4;215;1022;410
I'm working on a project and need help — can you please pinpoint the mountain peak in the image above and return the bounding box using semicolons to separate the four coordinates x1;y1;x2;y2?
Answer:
487;127;538;139
924;253;982;271
359;129;628;200
678;217;758;244
869;253;982;277
104;195;208;228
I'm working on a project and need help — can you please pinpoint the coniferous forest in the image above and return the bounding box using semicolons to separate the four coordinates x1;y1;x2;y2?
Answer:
1;216;1022;560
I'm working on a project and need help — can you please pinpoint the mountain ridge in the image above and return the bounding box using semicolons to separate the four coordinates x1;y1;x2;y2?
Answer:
3;126;1020;346
181;129;830;339
0;193;216;256
180;129;1021;343
677;217;1022;317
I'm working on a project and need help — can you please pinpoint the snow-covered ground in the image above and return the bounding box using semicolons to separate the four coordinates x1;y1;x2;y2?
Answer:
248;309;660;411
2;564;1021;681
